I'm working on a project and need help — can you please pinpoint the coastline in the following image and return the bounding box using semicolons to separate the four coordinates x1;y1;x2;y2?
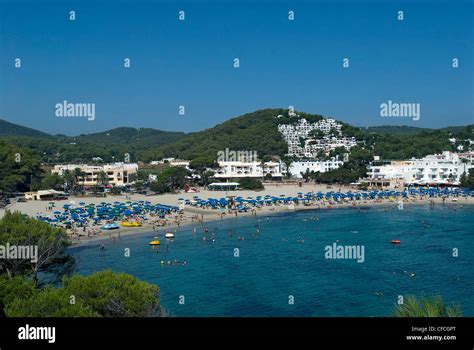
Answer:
2;183;472;246
66;196;474;246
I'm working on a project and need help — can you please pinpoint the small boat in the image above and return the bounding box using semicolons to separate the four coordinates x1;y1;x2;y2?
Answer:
165;232;175;239
149;240;161;246
101;223;119;230
121;221;142;227
390;239;401;244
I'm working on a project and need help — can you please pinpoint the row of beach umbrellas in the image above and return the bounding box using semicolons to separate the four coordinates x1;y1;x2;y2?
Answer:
184;188;474;210
36;200;180;226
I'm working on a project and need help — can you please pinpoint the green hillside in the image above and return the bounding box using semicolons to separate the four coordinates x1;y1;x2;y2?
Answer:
0;119;52;138
0;122;185;164
0;112;472;164
70;127;185;147
364;125;432;135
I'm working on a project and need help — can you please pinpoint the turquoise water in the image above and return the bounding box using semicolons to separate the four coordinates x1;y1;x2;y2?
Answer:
69;204;474;317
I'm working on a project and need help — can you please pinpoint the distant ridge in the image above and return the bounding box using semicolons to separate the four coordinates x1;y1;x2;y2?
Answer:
364;125;432;135
1;116;470;140
0;118;53;138
0;112;472;163
364;125;473;135
66;127;186;147
0;119;186;147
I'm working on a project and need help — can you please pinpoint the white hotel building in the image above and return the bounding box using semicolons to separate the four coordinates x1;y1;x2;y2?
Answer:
213;161;285;180
365;152;473;187
52;163;138;187
289;158;344;178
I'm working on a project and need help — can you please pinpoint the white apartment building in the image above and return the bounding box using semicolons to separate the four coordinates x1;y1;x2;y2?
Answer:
365;152;472;187
410;152;471;184
278;117;356;158
52;163;138;187
365;161;417;188
289;158;344;178
213;161;284;180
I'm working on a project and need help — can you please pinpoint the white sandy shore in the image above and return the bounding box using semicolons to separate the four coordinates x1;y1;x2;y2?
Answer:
1;183;472;245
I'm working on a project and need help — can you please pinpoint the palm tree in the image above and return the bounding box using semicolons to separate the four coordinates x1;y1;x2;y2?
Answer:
394;296;462;317
62;170;76;193
96;170;109;188
282;156;293;179
460;158;468;179
260;159;266;180
72;168;82;194
128;173;138;184
79;171;87;191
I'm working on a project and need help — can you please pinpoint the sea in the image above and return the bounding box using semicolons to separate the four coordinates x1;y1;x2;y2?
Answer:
69;204;474;317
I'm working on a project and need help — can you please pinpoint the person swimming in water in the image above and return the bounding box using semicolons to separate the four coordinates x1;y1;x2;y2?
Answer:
99;242;106;252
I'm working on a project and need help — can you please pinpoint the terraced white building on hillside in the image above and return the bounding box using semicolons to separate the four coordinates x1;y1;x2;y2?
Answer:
278;118;356;158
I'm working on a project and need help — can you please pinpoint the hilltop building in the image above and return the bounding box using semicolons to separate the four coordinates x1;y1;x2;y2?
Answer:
278;117;356;158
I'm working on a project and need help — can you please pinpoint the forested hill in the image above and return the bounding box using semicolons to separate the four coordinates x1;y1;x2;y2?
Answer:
148;110;473;162
363;125;432;134
0;111;472;164
141;108;312;161
0;119;53;138
60;127;185;147
0;122;186;164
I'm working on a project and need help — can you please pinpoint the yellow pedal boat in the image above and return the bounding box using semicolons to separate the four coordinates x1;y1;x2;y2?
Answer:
121;221;142;227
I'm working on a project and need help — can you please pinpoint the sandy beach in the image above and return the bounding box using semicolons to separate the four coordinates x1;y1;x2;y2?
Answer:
1;183;473;245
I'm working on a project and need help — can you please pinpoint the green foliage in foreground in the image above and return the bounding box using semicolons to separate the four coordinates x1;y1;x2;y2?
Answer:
1;270;161;317
0;211;70;280
0;212;162;317
394;296;462;317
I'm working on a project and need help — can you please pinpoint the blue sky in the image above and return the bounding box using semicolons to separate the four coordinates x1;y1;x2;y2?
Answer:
0;0;472;135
